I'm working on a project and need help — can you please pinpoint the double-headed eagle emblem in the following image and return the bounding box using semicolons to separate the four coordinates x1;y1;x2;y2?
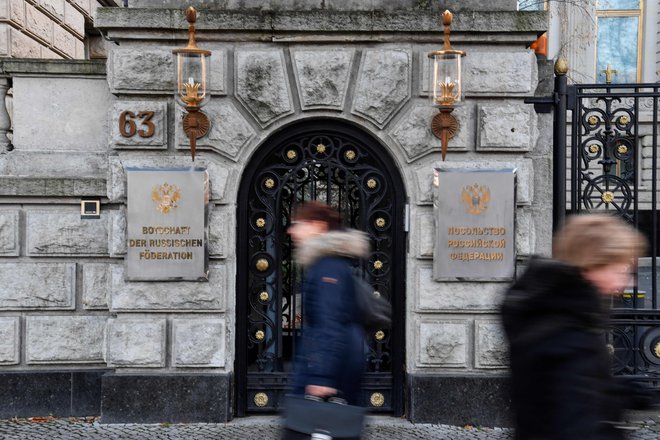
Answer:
151;183;182;214
461;183;491;215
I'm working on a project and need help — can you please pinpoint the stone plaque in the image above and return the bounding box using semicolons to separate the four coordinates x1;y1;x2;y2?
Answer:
433;168;516;281
126;168;209;281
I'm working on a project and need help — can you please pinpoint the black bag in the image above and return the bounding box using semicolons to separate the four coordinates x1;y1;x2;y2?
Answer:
282;394;365;439
353;274;392;331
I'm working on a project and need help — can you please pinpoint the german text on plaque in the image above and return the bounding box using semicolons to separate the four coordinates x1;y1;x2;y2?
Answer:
126;168;209;281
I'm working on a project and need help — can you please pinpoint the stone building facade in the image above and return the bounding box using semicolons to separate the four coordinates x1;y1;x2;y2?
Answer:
0;0;551;425
0;0;119;59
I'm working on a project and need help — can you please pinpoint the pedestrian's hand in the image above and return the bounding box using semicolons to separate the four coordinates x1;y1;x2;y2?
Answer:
305;385;337;398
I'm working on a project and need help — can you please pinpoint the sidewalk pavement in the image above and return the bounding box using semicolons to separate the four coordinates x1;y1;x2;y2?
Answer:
0;413;658;439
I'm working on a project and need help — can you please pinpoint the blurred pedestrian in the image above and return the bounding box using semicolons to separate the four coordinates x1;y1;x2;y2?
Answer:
284;201;368;439
501;213;648;440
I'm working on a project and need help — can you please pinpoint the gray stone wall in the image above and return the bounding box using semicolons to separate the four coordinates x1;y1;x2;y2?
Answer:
0;7;549;384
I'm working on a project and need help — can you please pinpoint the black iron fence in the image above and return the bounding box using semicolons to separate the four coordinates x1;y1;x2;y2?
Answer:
530;78;660;385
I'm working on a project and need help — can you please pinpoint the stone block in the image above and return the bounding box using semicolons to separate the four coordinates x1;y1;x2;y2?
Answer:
69;0;91;16
0;24;8;56
413;158;533;206
417;265;506;311
13;77;111;151
235;49;293;127
0;263;75;310
515;209;535;257
175;100;255;162
26;210;109;256
10;0;24;25
100;373;232;423
291;48;354;110
109;48;226;95
110;208;126;257
475;320;508;369
109;264;226;311
39;0;65;21
421;49;536;96
477;103;538;152
417;320;468;367
0;1;9;20
390;102;472;162
106;318;166;367
75;37;83;58
82;263;110;310
209;207;230;258
465;50;537;95
53;23;76;57
41;46;62;59
172;318;225;367
416;210;434;259
409;374;512;426
10;28;40;58
63;1;84;37
0;317;19;364
0;210;19;256
0;151;107;178
0;176;105;196
26;3;52;43
26;316;106;363
107;156;231;203
111;100;168;149
352;49;411;128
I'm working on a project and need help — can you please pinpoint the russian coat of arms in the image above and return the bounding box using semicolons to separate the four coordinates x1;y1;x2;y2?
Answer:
461;183;491;215
151;183;182;214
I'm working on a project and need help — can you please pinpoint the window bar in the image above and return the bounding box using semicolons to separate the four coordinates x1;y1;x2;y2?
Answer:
571;90;581;214
633;91;640;308
652;87;658;310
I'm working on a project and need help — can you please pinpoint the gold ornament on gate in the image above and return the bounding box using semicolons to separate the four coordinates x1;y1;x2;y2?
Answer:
617;145;628;154
254;392;268;407
256;258;269;272
255;218;266;228
370;392;385;407
345;150;356;161
259;291;269;301
255;330;265;341
375;330;385;341
151;183;182;214
601;191;614;204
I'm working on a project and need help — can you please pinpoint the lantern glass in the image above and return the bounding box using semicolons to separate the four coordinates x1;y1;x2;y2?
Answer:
175;52;211;108
429;53;463;107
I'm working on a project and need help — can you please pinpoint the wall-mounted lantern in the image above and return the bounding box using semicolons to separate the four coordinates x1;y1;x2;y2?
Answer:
428;10;465;161
173;6;211;161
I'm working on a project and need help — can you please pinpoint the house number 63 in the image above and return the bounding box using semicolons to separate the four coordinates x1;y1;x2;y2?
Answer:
119;111;155;138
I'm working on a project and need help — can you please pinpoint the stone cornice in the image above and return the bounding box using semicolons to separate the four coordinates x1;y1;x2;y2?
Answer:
95;8;547;43
0;59;107;76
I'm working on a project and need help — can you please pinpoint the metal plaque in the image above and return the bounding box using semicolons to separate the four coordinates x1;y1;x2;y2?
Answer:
433;168;516;281
126;168;209;281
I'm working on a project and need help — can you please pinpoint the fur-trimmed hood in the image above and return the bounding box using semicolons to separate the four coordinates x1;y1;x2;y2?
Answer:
295;229;370;267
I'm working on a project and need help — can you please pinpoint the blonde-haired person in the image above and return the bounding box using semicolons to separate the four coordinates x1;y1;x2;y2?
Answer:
501;214;649;440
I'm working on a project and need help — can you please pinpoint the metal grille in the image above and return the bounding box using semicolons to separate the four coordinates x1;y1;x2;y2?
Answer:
235;121;405;416
565;83;660;385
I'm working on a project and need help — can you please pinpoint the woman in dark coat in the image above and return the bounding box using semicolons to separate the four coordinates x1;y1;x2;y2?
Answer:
501;214;648;440
288;201;368;405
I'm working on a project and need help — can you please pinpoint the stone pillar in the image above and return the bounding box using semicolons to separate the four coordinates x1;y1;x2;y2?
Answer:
0;77;10;151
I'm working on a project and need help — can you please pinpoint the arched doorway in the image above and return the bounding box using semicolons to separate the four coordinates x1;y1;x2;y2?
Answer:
235;120;406;416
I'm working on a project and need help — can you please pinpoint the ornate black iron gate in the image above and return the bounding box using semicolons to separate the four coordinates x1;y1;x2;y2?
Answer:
537;74;660;388
235;120;406;416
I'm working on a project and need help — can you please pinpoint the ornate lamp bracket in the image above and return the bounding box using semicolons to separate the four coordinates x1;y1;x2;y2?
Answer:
431;107;458;161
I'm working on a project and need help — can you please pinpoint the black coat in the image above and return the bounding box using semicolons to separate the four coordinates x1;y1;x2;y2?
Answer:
291;230;368;405
501;258;630;440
